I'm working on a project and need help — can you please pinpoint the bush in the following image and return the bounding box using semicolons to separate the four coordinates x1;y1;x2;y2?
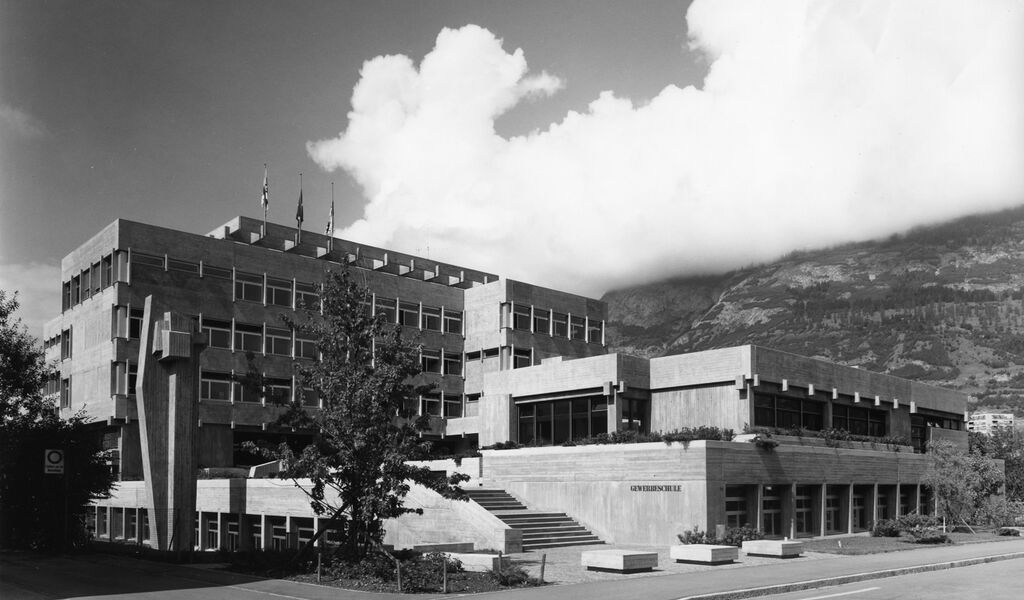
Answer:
490;563;534;586
998;527;1021;536
399;552;464;592
894;513;940;530
677;525;765;547
906;526;949;544
871;519;901;537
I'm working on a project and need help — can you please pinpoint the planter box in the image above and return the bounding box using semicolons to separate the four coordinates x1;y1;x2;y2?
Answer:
670;544;738;565
445;552;511;572
581;549;658;573
741;539;803;558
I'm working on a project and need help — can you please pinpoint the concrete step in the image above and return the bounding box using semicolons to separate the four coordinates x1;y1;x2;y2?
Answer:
516;525;588;535
522;538;604;550
495;511;568;520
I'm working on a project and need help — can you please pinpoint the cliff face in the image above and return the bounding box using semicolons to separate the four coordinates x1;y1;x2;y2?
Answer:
603;205;1024;415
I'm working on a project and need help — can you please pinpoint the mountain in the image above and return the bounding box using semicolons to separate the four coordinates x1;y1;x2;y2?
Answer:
603;205;1024;416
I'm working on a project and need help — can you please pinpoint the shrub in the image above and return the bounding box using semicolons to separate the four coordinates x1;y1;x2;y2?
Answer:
906;526;949;544
677;525;765;547
490;563;534;586
399;552;464;592
677;525;715;545
894;513;939;530
871;518;901;537
998;527;1021;536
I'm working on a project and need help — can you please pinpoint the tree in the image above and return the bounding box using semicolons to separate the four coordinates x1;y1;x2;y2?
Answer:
255;268;466;559
0;290;115;550
970;429;1024;502
921;439;1004;527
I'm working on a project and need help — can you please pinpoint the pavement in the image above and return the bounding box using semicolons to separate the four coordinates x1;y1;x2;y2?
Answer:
2;537;1023;600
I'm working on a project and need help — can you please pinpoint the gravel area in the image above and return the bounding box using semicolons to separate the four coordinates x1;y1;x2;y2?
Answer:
504;543;844;585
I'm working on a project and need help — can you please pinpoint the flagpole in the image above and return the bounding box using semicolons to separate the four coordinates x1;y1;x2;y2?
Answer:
329;182;335;253
296;173;303;245
262;163;269;238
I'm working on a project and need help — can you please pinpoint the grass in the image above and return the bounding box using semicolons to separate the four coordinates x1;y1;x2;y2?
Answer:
802;530;1005;555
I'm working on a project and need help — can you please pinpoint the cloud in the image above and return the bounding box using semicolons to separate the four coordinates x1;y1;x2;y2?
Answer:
308;3;1024;298
0;104;46;139
0;262;61;338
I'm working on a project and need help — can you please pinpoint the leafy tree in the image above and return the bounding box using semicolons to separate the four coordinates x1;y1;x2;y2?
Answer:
255;268;466;559
922;440;1004;527
970;430;1024;502
0;290;115;550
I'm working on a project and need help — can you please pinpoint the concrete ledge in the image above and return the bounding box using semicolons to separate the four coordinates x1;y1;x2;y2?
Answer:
671;544;739;565
581;549;658;573
413;542;474;553
742;539;804;558
445;552;511;573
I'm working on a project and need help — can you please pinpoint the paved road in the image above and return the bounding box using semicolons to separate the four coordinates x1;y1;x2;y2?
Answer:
756;559;1021;600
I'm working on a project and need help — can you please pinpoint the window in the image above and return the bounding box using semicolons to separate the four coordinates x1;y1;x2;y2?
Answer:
375;297;396;323
753;393;826;431
200;372;232;401
203;264;232;279
101;255;113;287
570;315;586;340
513;348;532;369
421;394;442;416
443;351;462;376
622;397;650;433
266;277;292;307
61;328;72;359
795;485;814;535
533;309;550;335
168;258;199;274
762;487;783;536
129;309;144;339
71;275;81;305
443;310;462;335
60;377;71;409
552;312;568;337
131;252;164;269
826;487;842;532
202;318;232;349
127;363;138;394
81;268;91;301
296;335;317;360
833;404;887;437
234;272;263;303
444;395;463;418
512;305;531;330
725;485;749;528
299;386;318;407
421;306;442;331
265;327;292;356
91;261;102;295
62;281;71;311
587;319;603;344
465;350;481;362
296;282;319;311
234;323;262;353
399;301;419;327
421;349;442;373
265;378;292;404
518;397;607;446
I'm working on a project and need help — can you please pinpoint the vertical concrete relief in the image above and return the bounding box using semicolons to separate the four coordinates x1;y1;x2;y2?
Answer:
135;296;206;552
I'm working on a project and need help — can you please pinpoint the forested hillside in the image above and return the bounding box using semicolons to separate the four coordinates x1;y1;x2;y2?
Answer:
603;205;1024;416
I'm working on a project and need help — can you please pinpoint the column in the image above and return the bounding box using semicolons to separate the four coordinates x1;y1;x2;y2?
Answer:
847;485;855;534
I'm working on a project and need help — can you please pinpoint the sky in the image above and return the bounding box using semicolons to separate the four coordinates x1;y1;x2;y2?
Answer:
2;0;1023;337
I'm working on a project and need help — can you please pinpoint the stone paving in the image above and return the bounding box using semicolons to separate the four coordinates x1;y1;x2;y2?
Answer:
504;543;842;585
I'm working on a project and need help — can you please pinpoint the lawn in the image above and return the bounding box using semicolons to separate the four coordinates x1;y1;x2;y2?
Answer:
802;530;1007;555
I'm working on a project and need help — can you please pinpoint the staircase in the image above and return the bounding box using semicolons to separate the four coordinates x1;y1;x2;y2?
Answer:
463;488;603;551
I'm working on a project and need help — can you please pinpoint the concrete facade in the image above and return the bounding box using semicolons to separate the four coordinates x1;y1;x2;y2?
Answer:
47;216;969;552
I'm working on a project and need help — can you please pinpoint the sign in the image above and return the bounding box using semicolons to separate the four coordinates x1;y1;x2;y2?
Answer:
630;484;682;492
44;448;65;474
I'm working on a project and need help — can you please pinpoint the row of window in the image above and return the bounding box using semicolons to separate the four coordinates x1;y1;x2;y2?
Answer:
506;302;603;344
752;392;888;437
44;328;74;360
62;252;124;311
372;296;463;334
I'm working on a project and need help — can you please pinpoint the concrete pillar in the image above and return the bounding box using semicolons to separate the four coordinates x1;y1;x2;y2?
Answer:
238;514;253;551
847;485;855;534
788;483;797;539
755;485;764;532
895;483;902;518
218;512;229;551
260;514;272;550
872;483;880;523
819;483;827;537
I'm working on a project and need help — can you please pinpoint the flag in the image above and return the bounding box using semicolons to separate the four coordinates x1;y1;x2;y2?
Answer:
325;199;334;235
296;188;304;226
261;165;269;212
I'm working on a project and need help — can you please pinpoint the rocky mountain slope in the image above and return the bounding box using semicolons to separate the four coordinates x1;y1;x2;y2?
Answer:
603;205;1024;416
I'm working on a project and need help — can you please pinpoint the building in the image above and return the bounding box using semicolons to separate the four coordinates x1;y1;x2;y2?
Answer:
967;412;1015;435
45;216;969;553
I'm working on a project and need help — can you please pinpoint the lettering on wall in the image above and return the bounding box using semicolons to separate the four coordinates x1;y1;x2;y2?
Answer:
630;484;682;492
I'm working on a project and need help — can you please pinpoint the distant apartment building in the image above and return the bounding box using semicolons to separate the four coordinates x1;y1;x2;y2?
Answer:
967;412;1015;435
45;216;969;552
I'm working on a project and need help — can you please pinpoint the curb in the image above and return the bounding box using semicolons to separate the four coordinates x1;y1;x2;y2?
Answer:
677;551;1024;600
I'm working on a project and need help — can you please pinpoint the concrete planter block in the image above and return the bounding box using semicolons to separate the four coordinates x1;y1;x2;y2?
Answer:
670;544;739;564
445;552;511;573
581;549;658;573
412;542;474;553
741;539;804;558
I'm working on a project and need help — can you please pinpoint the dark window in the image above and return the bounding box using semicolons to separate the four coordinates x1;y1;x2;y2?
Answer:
570;315;586;340
91;262;102;295
753;393;827;431
81;269;91;301
70;275;81;305
101;255;113;287
168;258;199;274
421;349;442;373
421;394;441;416
203;264;232;279
375;297;396;323
265;326;292;356
131;252;164;269
234;323;262;353
202;318;232;349
265;378;291;404
443;351;462;376
127;363;138;393
399;301;419;327
444;395;462;418
444;310;462;335
62;281;71;311
266;278;292;307
234;272;263;303
552;312;568;337
518;397;608;446
296;335;317;360
587;319;603;343
296;282;319;311
513;305;531;330
200;372;232;401
533;309;550;335
513;348;532;369
61;328;72;360
421;306;441;331
60;377;71;408
129;309;144;339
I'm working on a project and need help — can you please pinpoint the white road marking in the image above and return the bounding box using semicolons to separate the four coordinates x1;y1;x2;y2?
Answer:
797;587;880;600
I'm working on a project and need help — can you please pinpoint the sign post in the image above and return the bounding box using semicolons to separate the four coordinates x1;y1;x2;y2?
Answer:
45;449;65;474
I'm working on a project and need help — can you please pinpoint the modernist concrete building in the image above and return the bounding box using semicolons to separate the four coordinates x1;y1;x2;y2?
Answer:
967;412;1015;435
45;216;969;552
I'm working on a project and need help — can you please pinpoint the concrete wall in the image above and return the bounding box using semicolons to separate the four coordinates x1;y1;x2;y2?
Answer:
384;484;522;553
651;384;747;433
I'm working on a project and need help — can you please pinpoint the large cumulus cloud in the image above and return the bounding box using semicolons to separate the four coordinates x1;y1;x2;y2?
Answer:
308;1;1024;297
